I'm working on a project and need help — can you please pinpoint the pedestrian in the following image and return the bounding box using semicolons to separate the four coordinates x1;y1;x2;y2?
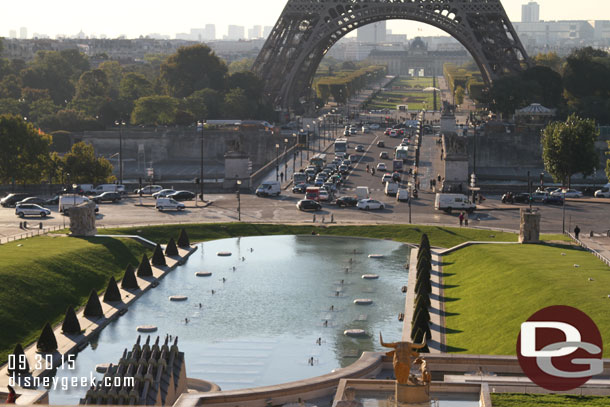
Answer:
437;174;441;182
280;172;284;182
464;211;469;226
458;212;464;226
574;225;581;239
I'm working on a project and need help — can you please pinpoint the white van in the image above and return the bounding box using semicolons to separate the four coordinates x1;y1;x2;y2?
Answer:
594;183;610;198
155;197;185;211
255;181;281;197
385;182;398;196
396;188;410;202
59;195;99;214
78;184;95;194
434;193;476;213
93;184;125;194
356;186;370;200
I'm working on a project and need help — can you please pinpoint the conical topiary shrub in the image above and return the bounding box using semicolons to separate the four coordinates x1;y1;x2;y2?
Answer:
151;243;167;266
83;289;104;317
418;234;431;258
137;253;153;277
165;237;179;256
177;228;190;248
8;343;30;375
121;264;139;290
37;322;58;353
416;256;432;280
103;277;122;303
415;293;430;310
61;306;82;334
415;275;431;296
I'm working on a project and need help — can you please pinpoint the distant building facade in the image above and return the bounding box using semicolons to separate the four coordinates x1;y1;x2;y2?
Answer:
521;2;540;23
357;21;386;44
226;25;245;40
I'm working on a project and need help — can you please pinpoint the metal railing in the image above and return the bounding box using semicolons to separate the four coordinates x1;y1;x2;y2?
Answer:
0;225;64;245
567;232;610;267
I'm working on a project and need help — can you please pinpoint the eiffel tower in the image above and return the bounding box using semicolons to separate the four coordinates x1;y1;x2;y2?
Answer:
253;0;529;111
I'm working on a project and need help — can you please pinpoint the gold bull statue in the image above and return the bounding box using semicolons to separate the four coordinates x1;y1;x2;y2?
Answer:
380;333;427;384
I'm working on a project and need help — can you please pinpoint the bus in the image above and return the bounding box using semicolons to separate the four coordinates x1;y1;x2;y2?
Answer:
335;138;348;154
309;153;327;170
395;146;409;162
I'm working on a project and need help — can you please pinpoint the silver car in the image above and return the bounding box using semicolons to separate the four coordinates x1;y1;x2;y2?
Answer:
15;204;51;218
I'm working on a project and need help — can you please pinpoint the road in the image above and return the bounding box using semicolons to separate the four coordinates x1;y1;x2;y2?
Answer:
1;126;609;242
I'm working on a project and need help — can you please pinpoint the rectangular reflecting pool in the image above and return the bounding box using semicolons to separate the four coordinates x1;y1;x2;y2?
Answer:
45;235;410;404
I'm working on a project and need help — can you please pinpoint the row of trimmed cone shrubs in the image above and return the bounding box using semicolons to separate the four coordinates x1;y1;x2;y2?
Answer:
8;228;191;376
411;234;432;353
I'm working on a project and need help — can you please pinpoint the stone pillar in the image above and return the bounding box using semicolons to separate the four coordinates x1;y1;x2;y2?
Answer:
69;201;97;236
519;208;540;243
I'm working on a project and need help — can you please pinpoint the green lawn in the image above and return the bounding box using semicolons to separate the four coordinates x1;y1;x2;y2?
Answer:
491;393;610;406
367;76;435;110
100;223;521;249
443;243;610;356
0;236;150;363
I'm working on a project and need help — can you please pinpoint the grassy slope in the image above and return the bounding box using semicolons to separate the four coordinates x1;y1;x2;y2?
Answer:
491;394;610;407
443;243;610;357
100;223;519;249
0;236;150;363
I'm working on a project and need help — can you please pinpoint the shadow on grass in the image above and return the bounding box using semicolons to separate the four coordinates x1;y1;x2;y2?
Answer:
441;262;454;267
430;307;459;317
445;345;468;352
444;326;464;334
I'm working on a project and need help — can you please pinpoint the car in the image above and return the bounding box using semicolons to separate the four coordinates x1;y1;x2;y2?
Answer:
336;196;359;207
550;188;583;198
401;138;410;144
314;179;325;187
292;183;308;194
134;185;163;195
543;195;564;205
379;152;389;159
155;197;185;211
319;189;330;201
530;192;548;203
45;195;60;205
323;182;337;192
400;141;409;147
349;128;357;135
350;154;359;163
316;174;328;182
355;145;365;152
377;140;385;148
297;199;321;212
339;165;349;174
502;192;531;204
357;198;385;210
369;124;380;130
389;130;398;137
152;189;176;199
15;204;51;218
330;174;342;184
392;172;401;182
377;162;387;171
342;159;351;168
381;173;393;184
168;191;196;201
595;184;610;198
384;128;392;136
92;192;122;203
1;193;31;207
15;197;47;206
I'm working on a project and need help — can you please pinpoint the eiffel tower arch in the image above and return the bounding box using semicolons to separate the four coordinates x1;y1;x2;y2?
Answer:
253;0;530;111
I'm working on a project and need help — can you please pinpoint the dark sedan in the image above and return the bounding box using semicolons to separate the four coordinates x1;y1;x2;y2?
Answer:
1;193;31;207
297;199;322;212
292;183;307;194
543;195;564;205
168;191;196;201
92;192;122;203
335;196;358;207
16;196;47;206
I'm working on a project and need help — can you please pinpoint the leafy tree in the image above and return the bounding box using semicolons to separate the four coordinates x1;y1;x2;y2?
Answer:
131;95;178;125
183;92;208;121
222;88;255;119
0;115;51;185
228;58;254;74
541;114;599;187
74;69;110;100
29;98;58;123
39;109;103;132
486;75;530;118
521;66;563;108
160;44;227;97
0;74;21;98
0;98;22;116
62;141;114;184
454;86;465;105
534;52;563;72
190;88;221;118
99;61;122;98
119;72;153;103
227;71;264;100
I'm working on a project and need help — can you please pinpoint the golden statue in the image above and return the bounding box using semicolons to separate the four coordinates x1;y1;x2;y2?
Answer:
379;333;427;384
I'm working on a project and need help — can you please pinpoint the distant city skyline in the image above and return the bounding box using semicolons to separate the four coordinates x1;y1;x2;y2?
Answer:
1;0;609;40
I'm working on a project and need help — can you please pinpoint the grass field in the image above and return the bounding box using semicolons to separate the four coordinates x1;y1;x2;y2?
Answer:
491;393;610;406
443;243;610;357
367;76;435;110
0;236;150;363
100;223;521;249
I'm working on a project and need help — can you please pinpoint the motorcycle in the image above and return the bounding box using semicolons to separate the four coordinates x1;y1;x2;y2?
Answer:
501;192;514;204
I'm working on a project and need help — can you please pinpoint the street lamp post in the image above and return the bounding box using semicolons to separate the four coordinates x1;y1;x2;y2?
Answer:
115;120;125;185
292;133;297;174
236;179;242;221
275;144;280;181
199;120;204;202
284;138;289;179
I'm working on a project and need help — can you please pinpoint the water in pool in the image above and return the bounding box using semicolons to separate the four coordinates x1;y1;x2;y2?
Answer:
45;235;410;404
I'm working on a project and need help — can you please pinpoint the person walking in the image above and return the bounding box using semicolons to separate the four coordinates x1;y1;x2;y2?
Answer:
574;225;581;240
464;211;469;226
458;212;464;226
280;172;284;183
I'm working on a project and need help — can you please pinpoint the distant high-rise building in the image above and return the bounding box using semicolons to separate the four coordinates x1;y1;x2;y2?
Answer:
522;1;540;23
204;24;216;41
357;21;386;44
248;25;262;39
190;28;206;41
226;25;245;40
9;29;17;39
19;27;27;39
263;26;273;38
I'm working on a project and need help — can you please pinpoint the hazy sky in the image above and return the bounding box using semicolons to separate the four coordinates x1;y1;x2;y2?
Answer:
1;0;608;39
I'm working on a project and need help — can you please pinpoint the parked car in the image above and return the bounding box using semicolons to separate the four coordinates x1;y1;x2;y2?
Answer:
168;191;196;201
543;195;564;205
15;203;51;218
501;192;531;204
376;162;387;171
92;184;125;195
355;145;365;152
155;197;185;211
381;173;393;184
152;189;177;199
550;188;583;198
594;184;610;198
92;192;122;203
377;140;385;148
134;185;163;195
530;191;548;203
1;193;31;208
357;199;385;210
45;195;60;205
292;183;307;194
434;193;475;213
297;199;321;212
379;151;389;159
15;197;47;206
336;196;358;207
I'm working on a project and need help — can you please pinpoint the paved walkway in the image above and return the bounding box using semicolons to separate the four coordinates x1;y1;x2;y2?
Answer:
573;234;610;267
